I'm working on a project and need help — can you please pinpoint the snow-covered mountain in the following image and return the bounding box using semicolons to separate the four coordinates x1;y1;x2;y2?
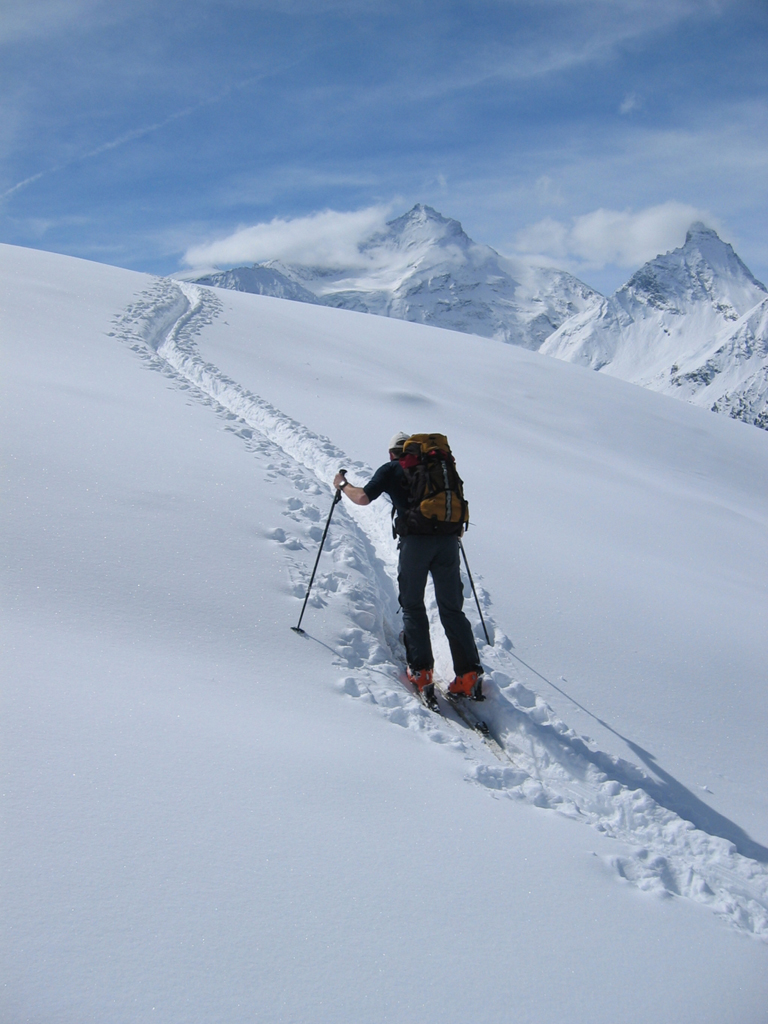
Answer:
192;262;318;303
192;210;768;430
191;204;602;350
541;224;768;429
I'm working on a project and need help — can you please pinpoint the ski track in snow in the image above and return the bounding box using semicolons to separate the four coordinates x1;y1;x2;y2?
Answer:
109;279;768;941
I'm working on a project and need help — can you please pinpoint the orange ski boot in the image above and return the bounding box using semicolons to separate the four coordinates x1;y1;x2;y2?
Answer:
447;670;484;701
407;668;437;710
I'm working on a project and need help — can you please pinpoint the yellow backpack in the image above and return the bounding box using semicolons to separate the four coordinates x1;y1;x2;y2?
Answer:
397;433;469;535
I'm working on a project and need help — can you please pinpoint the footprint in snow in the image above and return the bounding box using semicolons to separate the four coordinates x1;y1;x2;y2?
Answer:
266;527;305;550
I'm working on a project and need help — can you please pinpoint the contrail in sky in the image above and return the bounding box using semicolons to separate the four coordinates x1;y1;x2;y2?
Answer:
0;77;260;204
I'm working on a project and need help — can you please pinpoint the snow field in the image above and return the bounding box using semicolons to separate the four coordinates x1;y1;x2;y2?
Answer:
3;243;768;1021
109;277;768;939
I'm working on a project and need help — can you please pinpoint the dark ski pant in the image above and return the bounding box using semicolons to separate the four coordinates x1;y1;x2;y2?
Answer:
398;534;480;677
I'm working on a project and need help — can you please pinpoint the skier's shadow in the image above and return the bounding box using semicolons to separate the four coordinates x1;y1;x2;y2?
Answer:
510;653;768;864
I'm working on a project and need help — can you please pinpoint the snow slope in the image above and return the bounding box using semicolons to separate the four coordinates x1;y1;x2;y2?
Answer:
541;224;768;428
3;243;768;1022
192;204;601;350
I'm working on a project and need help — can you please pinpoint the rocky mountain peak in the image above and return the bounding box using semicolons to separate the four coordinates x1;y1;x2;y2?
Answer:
381;203;471;252
680;222;765;292
684;221;719;245
540;219;768;430
620;223;765;317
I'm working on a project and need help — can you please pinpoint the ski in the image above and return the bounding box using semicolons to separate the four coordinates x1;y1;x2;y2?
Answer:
408;675;484;728
403;673;508;761
413;683;441;713
436;684;488;734
434;684;509;760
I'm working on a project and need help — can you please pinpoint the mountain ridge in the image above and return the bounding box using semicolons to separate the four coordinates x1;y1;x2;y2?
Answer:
541;221;768;428
187;205;768;429
191;204;603;351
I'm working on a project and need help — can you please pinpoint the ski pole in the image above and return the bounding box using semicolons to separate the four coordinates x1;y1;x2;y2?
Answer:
459;539;492;646
291;470;346;635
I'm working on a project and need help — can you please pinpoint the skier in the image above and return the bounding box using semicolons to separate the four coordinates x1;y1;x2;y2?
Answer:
333;432;483;707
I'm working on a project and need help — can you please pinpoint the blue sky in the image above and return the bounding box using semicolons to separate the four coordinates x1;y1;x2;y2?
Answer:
1;0;766;294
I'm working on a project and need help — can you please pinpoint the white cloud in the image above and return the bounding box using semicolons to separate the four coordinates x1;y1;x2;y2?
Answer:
475;0;708;86
514;216;569;258
182;205;392;269
619;92;641;115
514;201;718;269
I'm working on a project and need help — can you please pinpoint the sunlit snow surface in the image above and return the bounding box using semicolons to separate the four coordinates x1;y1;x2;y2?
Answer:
3;244;768;1022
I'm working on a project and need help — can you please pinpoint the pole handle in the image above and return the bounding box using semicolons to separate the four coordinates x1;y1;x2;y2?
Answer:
334;469;348;503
